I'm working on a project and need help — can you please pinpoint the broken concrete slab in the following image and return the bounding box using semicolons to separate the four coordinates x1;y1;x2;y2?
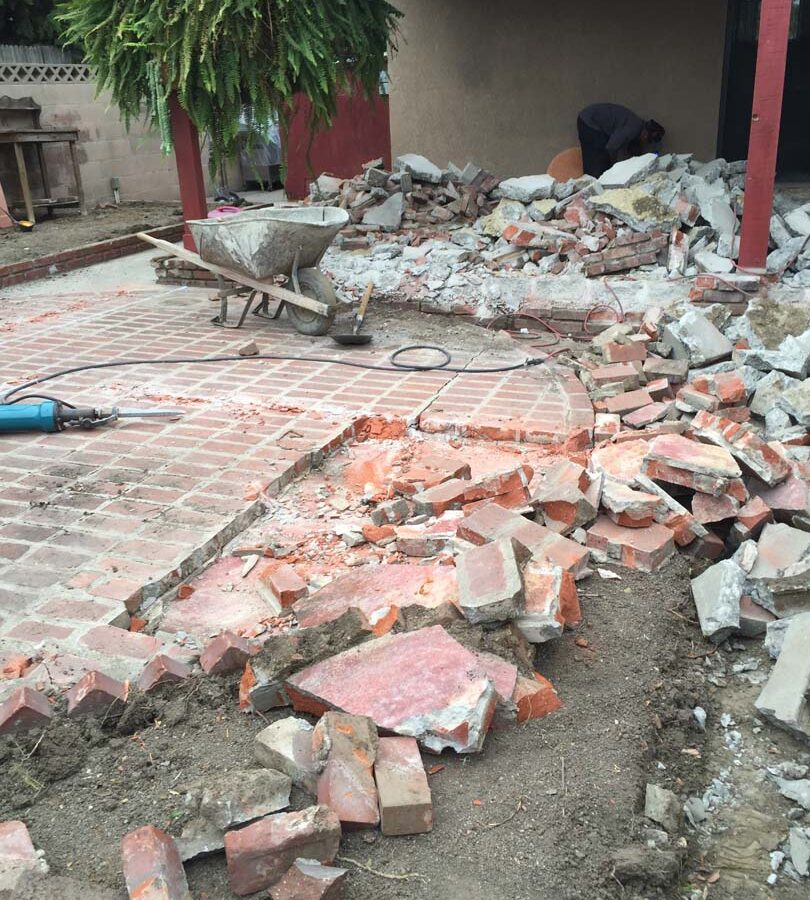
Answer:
224;805;341;896
589;187;678;232
765;618;791;659
750;371;799;418
778;379;810;426
598;154;658;188
247;609;371;713
747;523;810;617
255;717;318;795
691;559;745;642
498;174;555;202
456;537;527;624
291;564;457;630
285;626;498;754
690;410;790;486
755;612;810;744
642;434;743;498
374;736;433;836
394;153;442;184
363;192;404;230
662;310;733;367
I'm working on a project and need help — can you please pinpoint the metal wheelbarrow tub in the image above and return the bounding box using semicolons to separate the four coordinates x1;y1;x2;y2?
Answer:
187;206;349;281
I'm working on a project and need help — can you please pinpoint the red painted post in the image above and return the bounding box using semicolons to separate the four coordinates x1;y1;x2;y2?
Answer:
738;0;792;271
168;94;208;251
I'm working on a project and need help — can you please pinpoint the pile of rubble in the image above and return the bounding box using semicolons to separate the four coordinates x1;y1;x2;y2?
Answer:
310;151;810;293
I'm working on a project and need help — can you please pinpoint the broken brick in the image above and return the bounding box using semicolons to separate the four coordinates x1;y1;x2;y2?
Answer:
531;461;600;534
138;654;192;692
691;492;740;525
394;513;461;556
457;504;590;578
285;626;498;754
594;413;622;442
362;523;396;545
622;402;672;429
411;478;470;515
603;341;647;363
66;670;128;717
586;517;675;572
590;363;641;390
603;389;654;416
370;498;410;526
601;480;660;528
0;686;52;735
739;595;776;638
0;820;44;891
200;631;252;675
258;562;308;608
121;825;190;900
312;711;379;829
690;371;747;405
456;537;527;624
224;806;341;896
374;736;433;836
269;859;347;900
514;562;566;643
734;496;773;541
512;673;562;723
676;386;720;412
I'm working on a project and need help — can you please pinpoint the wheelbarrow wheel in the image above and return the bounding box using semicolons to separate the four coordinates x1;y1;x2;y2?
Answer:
287;268;337;336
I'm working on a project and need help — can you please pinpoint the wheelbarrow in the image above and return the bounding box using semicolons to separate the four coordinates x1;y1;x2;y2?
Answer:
137;206;349;336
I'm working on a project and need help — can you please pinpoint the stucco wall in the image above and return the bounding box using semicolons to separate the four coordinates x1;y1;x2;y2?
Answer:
388;0;729;177
0;82;181;207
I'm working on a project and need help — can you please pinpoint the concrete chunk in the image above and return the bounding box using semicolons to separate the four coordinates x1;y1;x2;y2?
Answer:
662;310;733;367
755;612;810;743
599;154;658;188
394;153;442;183
498;174;555;202
691;559;744;642
255;717;319;795
644;783;682;833
363;192;404;230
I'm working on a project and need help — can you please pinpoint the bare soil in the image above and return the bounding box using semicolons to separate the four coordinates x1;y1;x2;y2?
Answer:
0;202;182;266
0;553;714;900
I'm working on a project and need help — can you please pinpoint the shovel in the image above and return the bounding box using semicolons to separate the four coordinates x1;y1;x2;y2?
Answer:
332;281;373;346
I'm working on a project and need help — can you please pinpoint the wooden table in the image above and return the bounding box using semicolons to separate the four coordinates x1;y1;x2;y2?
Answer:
0;128;86;223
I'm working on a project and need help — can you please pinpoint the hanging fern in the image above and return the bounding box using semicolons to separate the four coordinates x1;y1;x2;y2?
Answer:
55;0;402;175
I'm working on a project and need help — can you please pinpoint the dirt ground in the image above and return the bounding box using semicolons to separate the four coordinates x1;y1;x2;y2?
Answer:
1;545;708;900
0;202;182;265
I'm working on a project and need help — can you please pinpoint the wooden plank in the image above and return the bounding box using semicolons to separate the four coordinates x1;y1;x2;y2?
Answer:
738;0;793;270
0;131;79;144
12;142;35;224
136;232;333;317
68;140;86;215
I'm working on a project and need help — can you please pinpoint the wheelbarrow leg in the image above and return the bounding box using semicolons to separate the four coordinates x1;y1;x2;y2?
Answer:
211;275;256;329
252;292;285;321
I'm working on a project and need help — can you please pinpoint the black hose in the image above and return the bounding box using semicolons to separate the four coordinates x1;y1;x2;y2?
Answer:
0;345;546;405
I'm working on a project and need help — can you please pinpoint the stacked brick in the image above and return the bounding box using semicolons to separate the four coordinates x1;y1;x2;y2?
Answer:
581;231;668;277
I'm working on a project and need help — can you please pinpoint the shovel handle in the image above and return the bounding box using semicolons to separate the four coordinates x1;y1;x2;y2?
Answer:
353;281;374;333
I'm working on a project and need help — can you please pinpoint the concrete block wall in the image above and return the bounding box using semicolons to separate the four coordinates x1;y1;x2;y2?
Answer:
0;82;181;207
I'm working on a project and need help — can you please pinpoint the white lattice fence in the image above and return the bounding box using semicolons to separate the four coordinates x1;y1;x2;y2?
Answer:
0;63;92;84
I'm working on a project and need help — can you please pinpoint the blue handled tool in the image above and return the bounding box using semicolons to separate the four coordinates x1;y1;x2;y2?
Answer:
0;400;183;434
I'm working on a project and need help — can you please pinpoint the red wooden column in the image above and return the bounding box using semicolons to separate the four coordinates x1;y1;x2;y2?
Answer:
169;94;208;250
738;0;793;271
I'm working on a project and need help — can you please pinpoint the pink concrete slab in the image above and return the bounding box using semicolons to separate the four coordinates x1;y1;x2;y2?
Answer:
292;564;458;629
160;556;278;639
285;625;498;753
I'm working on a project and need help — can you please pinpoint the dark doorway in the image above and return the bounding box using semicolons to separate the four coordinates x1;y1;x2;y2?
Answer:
720;0;810;177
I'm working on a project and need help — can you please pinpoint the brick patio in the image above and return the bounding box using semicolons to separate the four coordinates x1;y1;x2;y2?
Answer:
0;263;593;694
